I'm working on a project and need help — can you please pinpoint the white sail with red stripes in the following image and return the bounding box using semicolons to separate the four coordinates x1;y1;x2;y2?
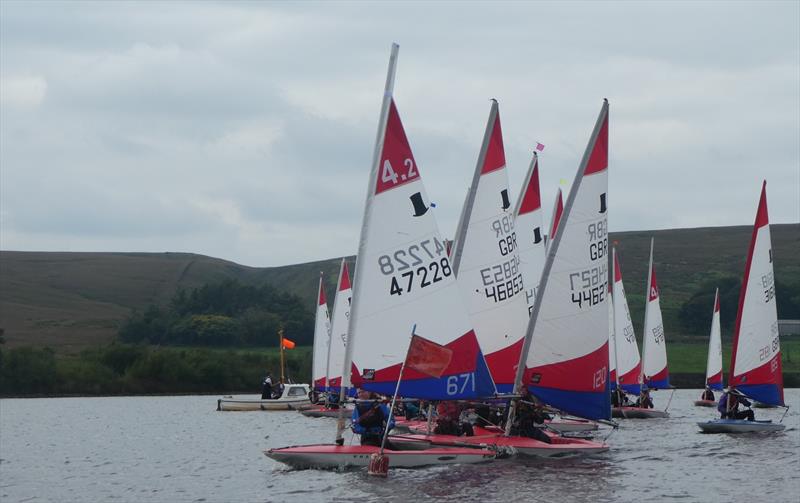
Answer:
449;101;529;393
547;187;564;248
342;45;494;400
311;274;331;392
514;100;611;420
729;182;783;406
705;288;723;390
608;279;617;388
641;239;669;389
613;248;642;395
326;259;353;394
514;153;547;318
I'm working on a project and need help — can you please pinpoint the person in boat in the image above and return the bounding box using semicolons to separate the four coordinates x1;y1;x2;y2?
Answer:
611;388;628;407
327;391;340;410
273;379;285;399
636;389;654;409
434;401;474;437
510;389;552;444
403;400;421;420
351;389;395;447
701;387;715;401
718;389;755;421
261;372;273;399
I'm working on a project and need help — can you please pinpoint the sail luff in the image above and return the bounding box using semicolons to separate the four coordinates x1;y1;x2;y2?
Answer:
335;43;399;443
611;247;620;388
450;100;499;276
640;237;654;389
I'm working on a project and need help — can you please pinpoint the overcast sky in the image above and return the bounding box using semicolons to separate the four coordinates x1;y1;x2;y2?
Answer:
1;1;798;267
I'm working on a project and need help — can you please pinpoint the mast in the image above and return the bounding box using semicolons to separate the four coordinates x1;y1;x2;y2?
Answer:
506;99;609;432
612;247;621;389
640;237;654;391
335;43;399;444
450;99;499;276
279;326;285;384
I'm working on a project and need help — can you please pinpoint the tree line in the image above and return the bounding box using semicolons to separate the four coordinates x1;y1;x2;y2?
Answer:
118;279;314;347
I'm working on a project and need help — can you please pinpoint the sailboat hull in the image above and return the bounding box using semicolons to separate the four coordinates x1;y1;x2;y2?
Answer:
697;419;785;433
693;399;717;407
299;405;353;418
264;444;496;469
612;406;669;419
395;426;608;458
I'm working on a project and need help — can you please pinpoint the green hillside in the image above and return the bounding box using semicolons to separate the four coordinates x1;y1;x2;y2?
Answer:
0;224;797;355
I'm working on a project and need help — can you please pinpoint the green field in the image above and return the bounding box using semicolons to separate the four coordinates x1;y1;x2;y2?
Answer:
666;338;800;374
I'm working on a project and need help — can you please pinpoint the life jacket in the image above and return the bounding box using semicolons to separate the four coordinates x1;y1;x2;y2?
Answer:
356;402;385;430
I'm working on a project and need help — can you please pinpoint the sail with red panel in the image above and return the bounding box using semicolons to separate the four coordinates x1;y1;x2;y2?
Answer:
341;51;495;401
311;273;331;392
705;288;723;391
511;100;611;420
608;278;617;391
325;259;353;396
449;101;529;393
514;152;546;318
613;248;642;395
729;182;783;406
641;239;670;389
548;187;564;248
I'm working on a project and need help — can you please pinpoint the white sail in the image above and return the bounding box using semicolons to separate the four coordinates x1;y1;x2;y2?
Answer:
613;248;641;393
608;280;616;385
341;44;495;401
513;100;611;420
641;239;669;389
729;181;783;405
326;258;352;391
704;288;723;390
449;101;529;392
513;153;546;316
311;273;331;392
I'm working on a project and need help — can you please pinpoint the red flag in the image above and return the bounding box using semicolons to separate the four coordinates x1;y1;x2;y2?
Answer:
535;142;545;152
406;335;453;378
281;338;296;349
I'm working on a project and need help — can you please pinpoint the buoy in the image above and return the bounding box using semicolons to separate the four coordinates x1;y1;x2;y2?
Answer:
367;453;389;476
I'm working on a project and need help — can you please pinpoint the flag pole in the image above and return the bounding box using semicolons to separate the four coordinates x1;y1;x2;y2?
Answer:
379;324;416;456
279;327;285;384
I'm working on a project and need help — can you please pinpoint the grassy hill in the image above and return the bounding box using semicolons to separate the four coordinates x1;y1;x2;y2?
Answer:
0;224;797;354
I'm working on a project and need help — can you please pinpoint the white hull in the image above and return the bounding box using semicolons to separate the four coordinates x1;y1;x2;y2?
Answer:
265;444;495;469
693;399;717;407
697;419;785;433
612;407;669;419
545;418;599;433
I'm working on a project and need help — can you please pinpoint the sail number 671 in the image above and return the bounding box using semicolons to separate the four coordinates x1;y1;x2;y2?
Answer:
446;373;475;395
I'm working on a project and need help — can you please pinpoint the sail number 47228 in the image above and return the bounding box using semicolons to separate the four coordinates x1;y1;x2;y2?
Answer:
378;238;452;296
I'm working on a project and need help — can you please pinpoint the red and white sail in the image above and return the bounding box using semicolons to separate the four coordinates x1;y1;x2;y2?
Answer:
514;100;611;420
705;288;723;390
449;101;529;393
514;153;547;317
641;239;669;389
729;181;783;406
547;187;564;248
326;259;352;393
613;248;642;395
342;45;494;401
311;273;331;392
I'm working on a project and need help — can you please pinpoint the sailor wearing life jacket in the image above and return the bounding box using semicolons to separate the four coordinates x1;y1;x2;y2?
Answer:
351;388;394;446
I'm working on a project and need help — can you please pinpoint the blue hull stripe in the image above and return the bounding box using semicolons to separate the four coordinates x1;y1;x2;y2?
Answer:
645;377;670;390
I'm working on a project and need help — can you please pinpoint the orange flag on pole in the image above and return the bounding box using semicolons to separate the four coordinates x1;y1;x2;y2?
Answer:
405;335;453;378
281;338;296;350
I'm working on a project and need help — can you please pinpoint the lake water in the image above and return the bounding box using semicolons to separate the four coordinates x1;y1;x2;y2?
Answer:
1;389;798;503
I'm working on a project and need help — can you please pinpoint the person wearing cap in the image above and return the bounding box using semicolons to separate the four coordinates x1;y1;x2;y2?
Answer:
718;389;755;421
700;387;715;401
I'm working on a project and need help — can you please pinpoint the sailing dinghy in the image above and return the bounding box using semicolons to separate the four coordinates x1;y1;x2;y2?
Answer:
266;44;497;469
698;182;786;433
302;260;356;418
513;152;546;318
505;99;613;441
695;289;722;407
